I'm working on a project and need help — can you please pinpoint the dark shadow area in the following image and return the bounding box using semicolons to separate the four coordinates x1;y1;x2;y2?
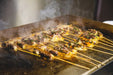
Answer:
96;0;113;21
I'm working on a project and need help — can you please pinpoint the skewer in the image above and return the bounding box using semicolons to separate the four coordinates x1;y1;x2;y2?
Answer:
48;45;97;66
22;43;94;69
63;36;76;41
103;37;113;43
77;52;102;64
73;55;97;66
68;33;112;47
22;38;112;66
62;40;69;44
47;42;99;66
100;39;113;46
54;57;90;70
49;37;103;65
17;48;40;57
95;45;113;52
98;41;113;48
67;33;112;46
50;33;111;65
17;47;90;70
64;34;113;52
63;34;113;55
60;36;76;44
1;25;112;70
88;48;113;56
64;37;74;42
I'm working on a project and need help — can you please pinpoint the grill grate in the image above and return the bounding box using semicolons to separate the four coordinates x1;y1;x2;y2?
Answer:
11;32;113;71
0;15;113;75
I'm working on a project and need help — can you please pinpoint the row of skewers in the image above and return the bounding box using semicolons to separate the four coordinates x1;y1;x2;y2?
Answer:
0;24;113;70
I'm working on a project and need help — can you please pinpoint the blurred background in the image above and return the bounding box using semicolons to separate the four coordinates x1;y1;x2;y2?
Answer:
0;0;113;30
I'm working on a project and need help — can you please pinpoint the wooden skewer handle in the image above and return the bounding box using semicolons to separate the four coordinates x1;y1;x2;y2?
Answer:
54;57;90;70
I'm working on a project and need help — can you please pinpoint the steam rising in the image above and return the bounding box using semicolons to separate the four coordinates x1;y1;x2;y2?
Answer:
38;0;76;21
37;0;75;30
37;0;92;31
0;20;9;30
38;0;94;21
38;0;61;21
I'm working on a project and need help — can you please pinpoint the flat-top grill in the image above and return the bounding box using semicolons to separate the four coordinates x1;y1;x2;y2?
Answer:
0;15;113;75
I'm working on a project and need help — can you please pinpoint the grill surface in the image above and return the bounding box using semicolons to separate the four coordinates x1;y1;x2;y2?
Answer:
0;15;113;75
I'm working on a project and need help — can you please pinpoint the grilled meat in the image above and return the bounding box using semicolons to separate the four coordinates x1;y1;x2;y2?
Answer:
79;29;103;48
0;24;103;60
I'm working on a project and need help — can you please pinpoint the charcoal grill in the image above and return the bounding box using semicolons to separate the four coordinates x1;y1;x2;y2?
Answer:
0;15;113;75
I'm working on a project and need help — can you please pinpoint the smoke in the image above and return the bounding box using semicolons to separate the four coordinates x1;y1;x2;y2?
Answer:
37;0;94;22
38;0;61;21
38;0;92;31
60;0;74;15
0;20;9;30
37;0;75;30
37;0;85;31
38;0;76;21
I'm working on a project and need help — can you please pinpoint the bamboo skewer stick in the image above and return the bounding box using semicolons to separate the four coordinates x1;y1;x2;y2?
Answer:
77;52;102;64
62;40;69;44
17;48;40;57
63;36;76;41
100;39;113;46
64;39;73;43
17;47;90;70
103;37;113;43
64;37;74;42
98;41;113;48
54;57;90;70
88;48;113;56
95;45;113;52
73;55;97;66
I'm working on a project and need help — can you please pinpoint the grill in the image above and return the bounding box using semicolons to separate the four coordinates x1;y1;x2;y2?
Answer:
0;15;113;75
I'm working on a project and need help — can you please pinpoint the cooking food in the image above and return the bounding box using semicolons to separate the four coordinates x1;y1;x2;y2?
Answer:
0;24;103;61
